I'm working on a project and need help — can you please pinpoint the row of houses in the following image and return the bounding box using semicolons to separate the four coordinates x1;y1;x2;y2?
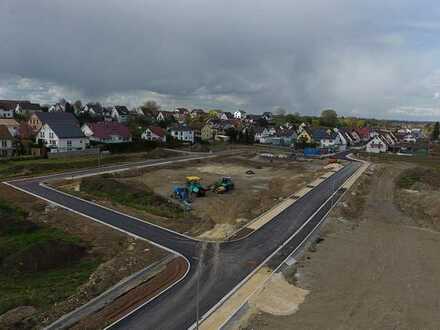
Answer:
0;98;429;157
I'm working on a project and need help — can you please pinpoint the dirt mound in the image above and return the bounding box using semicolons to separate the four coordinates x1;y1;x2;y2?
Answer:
251;273;309;316
0;306;37;330
2;240;86;273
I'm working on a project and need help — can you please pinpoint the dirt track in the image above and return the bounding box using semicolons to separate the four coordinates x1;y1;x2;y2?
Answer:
244;163;440;330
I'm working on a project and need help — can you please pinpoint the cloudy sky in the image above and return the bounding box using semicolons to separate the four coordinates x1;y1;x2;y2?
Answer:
2;0;440;120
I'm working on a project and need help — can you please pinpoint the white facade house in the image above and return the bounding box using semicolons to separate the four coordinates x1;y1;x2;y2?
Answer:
111;106;129;123
334;129;348;151
141;127;167;143
0;125;15;157
366;136;387;153
37;124;87;152
403;134;417;143
169;126;194;143
233;110;246;119
0;109;14;118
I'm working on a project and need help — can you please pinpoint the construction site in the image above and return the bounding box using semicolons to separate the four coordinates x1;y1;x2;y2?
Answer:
56;152;334;240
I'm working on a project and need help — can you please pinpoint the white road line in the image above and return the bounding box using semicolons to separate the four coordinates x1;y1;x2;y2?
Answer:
2;154;362;330
215;163;363;329
189;160;363;330
3;181;192;330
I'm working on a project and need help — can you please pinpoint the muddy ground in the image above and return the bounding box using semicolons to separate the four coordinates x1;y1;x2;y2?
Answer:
0;184;167;328
242;162;440;330
113;154;328;240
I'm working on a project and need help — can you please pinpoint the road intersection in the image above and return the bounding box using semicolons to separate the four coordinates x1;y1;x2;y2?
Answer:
4;152;361;330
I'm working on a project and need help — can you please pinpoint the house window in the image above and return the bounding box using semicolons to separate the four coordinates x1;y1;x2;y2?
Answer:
67;140;72;146
49;132;54;139
1;141;6;147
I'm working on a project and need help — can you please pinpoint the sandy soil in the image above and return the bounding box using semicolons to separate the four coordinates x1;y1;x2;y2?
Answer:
0;184;167;328
250;273;309;316
243;163;440;330
119;154;327;239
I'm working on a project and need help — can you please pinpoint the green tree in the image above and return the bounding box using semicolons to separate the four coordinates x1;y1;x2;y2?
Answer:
141;100;160;114
320;109;338;127
432;122;440;141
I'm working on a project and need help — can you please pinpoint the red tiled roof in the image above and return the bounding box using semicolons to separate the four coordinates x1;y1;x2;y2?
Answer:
148;126;166;138
87;122;131;139
356;127;370;138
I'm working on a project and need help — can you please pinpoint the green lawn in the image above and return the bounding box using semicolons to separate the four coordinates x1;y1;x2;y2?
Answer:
0;153;147;179
0;199;99;315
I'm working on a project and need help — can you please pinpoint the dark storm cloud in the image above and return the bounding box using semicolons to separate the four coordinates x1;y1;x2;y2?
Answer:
2;0;440;118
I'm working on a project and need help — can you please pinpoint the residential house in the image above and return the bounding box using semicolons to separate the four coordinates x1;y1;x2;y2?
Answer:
296;126;314;144
219;112;233;121
28;112;78;133
49;103;66;112
201;124;217;141
0;108;14;118
271;128;297;146
262;112;273;122
366;136;387;153
141;126;166;143
111;106;130;123
234;110;246;119
310;128;340;149
156;111;175;122
338;128;355;146
0;125;15;157
334;128;348;151
82;121;132;144
254;127;277;143
0;100;42;117
190;109;205;118
0;119;20;137
169;125;194;143
245;114;262;124
349;129;362;144
36;113;87;152
355;127;371;142
402;134;417;143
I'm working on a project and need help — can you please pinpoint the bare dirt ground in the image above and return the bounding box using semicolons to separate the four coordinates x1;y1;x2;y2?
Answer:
0;184;167;328
117;154;328;239
242;162;440;330
71;257;187;330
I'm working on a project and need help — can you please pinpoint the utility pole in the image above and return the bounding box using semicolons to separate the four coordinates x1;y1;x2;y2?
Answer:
97;147;101;167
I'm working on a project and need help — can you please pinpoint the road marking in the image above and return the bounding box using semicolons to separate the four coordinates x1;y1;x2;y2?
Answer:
2;181;192;330
190;160;364;330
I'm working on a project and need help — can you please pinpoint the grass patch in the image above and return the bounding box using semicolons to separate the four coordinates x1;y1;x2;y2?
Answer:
0;199;98;315
0;259;99;315
0;148;180;180
80;176;186;219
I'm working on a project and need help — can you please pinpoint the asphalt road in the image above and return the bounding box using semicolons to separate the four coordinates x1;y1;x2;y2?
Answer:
5;153;360;330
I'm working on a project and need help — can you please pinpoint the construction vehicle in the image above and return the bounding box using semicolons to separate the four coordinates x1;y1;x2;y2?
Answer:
212;177;234;194
171;186;192;210
186;176;208;197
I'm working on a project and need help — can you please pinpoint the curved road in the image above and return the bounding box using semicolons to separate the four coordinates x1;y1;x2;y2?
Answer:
4;153;360;330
